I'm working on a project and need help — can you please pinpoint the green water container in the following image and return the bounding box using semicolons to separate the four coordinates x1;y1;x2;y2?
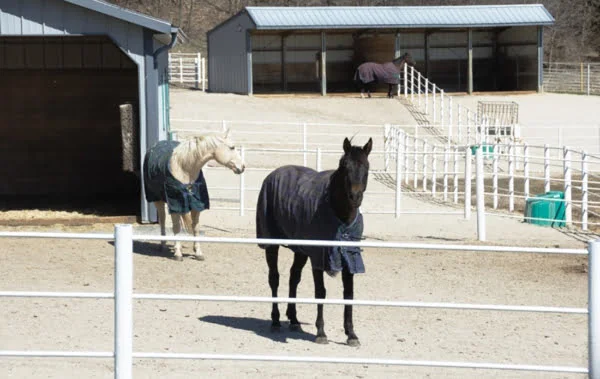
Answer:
470;145;494;159
524;191;566;227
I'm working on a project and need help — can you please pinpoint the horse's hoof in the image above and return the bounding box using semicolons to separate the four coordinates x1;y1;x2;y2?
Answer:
315;335;328;344
270;325;281;333
347;338;360;347
289;323;302;332
172;255;183;262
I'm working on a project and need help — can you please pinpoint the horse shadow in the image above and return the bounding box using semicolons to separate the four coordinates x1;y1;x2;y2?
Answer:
107;240;175;259
199;315;315;343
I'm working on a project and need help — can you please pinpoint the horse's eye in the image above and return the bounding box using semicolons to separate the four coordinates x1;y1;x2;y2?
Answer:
229;146;235;151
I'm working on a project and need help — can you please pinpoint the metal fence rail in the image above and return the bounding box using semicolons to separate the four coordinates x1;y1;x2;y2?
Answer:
0;226;595;378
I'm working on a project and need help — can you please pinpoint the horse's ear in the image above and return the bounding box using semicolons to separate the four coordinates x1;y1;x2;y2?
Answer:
223;127;230;139
343;137;352;153
363;138;373;156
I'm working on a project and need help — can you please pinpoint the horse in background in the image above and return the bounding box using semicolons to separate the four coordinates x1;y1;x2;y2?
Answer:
353;52;415;98
256;136;372;346
143;127;245;261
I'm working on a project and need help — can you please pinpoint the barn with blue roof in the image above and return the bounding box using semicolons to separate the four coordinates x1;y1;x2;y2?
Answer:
207;5;554;95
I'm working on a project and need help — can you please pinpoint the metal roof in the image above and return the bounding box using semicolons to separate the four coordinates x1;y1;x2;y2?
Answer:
65;0;175;34
245;4;554;30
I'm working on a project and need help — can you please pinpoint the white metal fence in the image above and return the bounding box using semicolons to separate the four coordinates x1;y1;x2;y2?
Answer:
168;53;206;90
544;62;600;96
0;225;596;378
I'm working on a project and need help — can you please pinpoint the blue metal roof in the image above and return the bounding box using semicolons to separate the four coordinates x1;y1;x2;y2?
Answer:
65;0;175;34
245;5;554;30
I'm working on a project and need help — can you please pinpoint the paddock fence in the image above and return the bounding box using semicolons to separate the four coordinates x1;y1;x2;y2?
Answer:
168;53;206;90
169;119;600;236
0;225;595;378
543;62;600;96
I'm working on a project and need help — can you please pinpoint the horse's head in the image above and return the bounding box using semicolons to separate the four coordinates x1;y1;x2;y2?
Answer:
336;137;373;208
210;128;245;174
393;52;415;68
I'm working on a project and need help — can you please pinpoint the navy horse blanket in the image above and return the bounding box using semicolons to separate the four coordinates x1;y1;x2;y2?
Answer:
354;62;401;85
143;140;210;214
256;165;365;274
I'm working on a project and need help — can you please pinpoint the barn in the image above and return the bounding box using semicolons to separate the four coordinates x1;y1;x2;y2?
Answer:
207;5;554;95
0;0;177;223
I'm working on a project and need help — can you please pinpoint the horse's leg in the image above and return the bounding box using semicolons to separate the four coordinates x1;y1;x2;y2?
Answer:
312;268;328;344
265;245;281;332
155;201;167;252
171;214;184;261
191;209;204;261
342;269;360;346
286;252;309;331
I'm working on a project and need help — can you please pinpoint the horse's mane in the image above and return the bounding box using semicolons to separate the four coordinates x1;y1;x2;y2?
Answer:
171;133;225;173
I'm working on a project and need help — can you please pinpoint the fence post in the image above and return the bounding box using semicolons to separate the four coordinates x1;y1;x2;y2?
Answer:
476;146;486;241
201;57;206;92
395;135;403;218
453;146;459;204
179;57;183;84
317;147;321;171
410;66;415;102
383;124;391;171
588;239;600;379
583;150;588;231
493;143;499;209
195;53;201;89
303;123;308;167
404;132;409;185
432;86;437;123
524;143;530;199
564;146;572;225
413;137;419;188
457;104;462;145
422;141;428;192
432;146;437;196
465;146;472;220
425;78;429;114
448;97;453;143
240;146;245;216
544;144;550;193
443;146;449;201
509;142;515;212
440;90;445;130
114;224;133;379
404;64;408;97
417;72;422;107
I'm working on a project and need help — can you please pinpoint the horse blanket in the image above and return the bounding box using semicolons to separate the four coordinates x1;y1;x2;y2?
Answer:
354;62;401;85
143;140;210;214
256;165;365;274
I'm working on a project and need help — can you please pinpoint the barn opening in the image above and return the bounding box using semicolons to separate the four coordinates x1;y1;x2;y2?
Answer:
0;36;139;215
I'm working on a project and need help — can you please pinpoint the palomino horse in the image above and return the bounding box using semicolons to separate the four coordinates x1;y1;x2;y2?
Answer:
256;137;372;346
143;127;245;261
354;52;415;98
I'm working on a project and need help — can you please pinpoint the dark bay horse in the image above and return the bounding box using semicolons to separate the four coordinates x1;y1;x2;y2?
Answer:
354;52;415;98
256;137;372;346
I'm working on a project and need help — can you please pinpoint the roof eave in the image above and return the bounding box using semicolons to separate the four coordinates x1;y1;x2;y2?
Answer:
254;22;554;31
64;0;173;34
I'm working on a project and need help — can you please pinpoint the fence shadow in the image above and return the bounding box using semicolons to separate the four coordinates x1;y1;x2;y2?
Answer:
199;315;314;343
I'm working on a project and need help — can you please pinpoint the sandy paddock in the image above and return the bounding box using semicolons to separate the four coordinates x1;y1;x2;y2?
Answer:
1;89;598;378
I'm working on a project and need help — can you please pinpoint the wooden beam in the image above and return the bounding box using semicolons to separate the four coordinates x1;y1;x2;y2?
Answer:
281;34;287;92
537;25;544;93
467;28;473;95
247;31;253;96
424;31;430;78
394;31;401;58
321;31;326;96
